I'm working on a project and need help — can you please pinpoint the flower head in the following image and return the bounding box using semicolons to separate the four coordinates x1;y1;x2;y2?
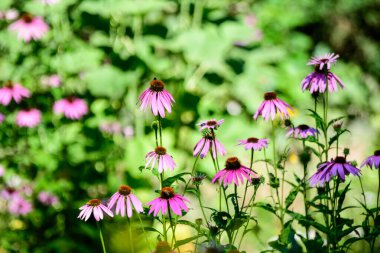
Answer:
39;0;60;5
197;119;224;131
191;173;207;186
307;53;339;71
145;146;176;173
41;74;61;87
137;78;175;118
0;9;19;21
38;191;59;206
53;97;88;120
286;124;318;139
237;137;268;151
193;132;226;159
361;150;380;170
78;199;113;221
147;187;190;216
153;241;176;253
99;121;122;134
107;185;143;217
9;14;49;42
309;156;360;187
8;196;32;215
253;92;293;121
16;108;42;128
0;81;30;106
212;157;258;187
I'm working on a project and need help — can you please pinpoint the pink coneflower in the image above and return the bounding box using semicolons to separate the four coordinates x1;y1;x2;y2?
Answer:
78;199;113;222
0;9;19;20
301;71;344;93
137;78;175;118
1;187;19;200
123;126;134;138
0;81;30;105
309;156;360;187
41;74;61;87
8;196;33;215
38;191;59;206
212;157;258;187
286;124;318;139
16;108;42;128
53;97;88;120
39;0;60;5
0;165;4;177
197;119;224;131
107;185;143;217
9;14;49;42
145;146;176;173
307;53;339;71
253;92;293;121
147;187;190;216
237;137;268;151
361;150;380;170
193;132;226;159
99;122;122;134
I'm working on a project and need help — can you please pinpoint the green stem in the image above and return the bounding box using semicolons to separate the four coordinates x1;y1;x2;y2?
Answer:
96;222;107;253
137;212;152;252
127;217;134;253
302;141;310;239
158;116;163;146
271;120;282;226
167;203;180;252
192;0;204;28
183;141;205;196
196;185;208;224
377;169;380;217
234;184;239;216
241;150;254;212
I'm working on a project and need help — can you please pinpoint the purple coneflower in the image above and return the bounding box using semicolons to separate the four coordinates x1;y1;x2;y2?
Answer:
193;132;226;159
197;119;224;131
145;146;176;173
16;108;42;128
147;187;190;216
308;53;339;71
107;185;143;218
53;97;88;120
237;137;268;151
309;156;360;187
1;187;19;200
0;81;30;106
0;165;4;177
41;74;61;87
0;9;19;21
253;92;293;121
137;78;175;118
99;122;122;134
8;196;32;215
9;14;49;42
286;124;318;139
78;199;113;222
38;191;59;206
212;157;258;187
361;150;380;170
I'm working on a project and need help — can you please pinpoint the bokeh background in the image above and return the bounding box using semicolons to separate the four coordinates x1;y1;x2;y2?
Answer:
0;0;379;252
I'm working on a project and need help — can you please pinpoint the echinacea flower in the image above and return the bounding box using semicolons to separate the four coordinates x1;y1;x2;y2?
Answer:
197;119;224;131
193;132;226;159
16;108;42;128
107;185;143;217
53;97;88;120
0;9;19;21
147;187;190;216
253;92;293;121
145;146;176;173
237;137;268;151
0;81;30;106
308;53;339;71
212;157;258;187
286;124;318;139
41;74;61;87
99;122;122;134
39;0;60;5
191;173;207;186
78;199;113;222
8;196;32;215
1;187;19;200
361;150;380;170
309;156;360;187
38;191;59;206
137;78;175;118
9;14;49;42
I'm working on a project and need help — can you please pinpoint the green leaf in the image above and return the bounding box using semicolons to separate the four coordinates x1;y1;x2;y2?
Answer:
174;235;201;248
337;183;350;212
328;129;350;146
162;172;191;187
255;202;277;215
285;185;300;209
307;109;325;132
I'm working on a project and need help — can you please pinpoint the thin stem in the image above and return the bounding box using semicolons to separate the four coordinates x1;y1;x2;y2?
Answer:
271;120;282;226
302;141;310;239
192;0;204;28
234;184;239;216
358;177;368;208
158;116;163;146
183;141;205;195
241;150;254;212
96;222;107;253
196;185;208;224
194;223;201;253
127;217;134;253
137;212;152;252
167;203;180;252
377;169;380;217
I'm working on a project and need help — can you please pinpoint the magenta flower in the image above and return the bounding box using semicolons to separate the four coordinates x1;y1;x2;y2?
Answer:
1;187;19;200
0;9;19;21
193;132;226;159
197;119;224;131
361;150;380;170
78;199;113;222
307;53;339;71
38;191;59;206
107;185;143;217
53;97;88;120
286;124;318;139
212;157;258;187
0;165;4;177
99;122;122;134
253;92;293;121
8;196;32;215
147;187;190;216
39;0;60;5
16;108;42;128
41;74;61;87
301;71;344;93
123;126;134;138
309;156;360;187
9;14;49;42
0;82;30;106
137;78;175;118
237;137;268;151
145;146;176;173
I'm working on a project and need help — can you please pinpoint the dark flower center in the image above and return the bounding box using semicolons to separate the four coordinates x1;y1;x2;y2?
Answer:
155;241;172;253
374;150;380;156
22;14;33;23
160;187;175;199
66;96;76;103
150;78;165;92
206;120;217;126
264;92;277;100
4;80;13;88
118;185;131;196
334;156;346;164
5;187;16;194
87;199;101;206
192;174;206;182
298;124;310;131
247;137;259;143
225;157;241;170
155;146;166;155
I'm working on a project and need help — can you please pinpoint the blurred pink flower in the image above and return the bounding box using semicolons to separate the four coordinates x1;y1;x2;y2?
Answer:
107;185;143;217
197;119;224;131
308;53;339;71
38;191;59;206
147;187;190;216
0;82;30;106
41;74;61;87
39;0;60;5
1;187;19;200
53;97;88;120
0;165;4;177
145;146;176;173
8;196;32;215
237;137;268;151
9;14;49;42
0;9;19;21
123;126;134;138
99;122;122;134
78;199;113;222
16;108;42;128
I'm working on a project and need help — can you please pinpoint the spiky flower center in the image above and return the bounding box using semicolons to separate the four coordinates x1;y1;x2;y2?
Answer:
118;185;132;196
298;124;310;131
334;156;346;164
22;14;33;23
374;150;380;156
225;157;241;170
155;146;166;155
264;92;277;100
206;120;217;126
150;78;165;92
192;173;206;182
247;137;259;143
160;187;175;199
4;80;13;88
5;187;16;194
87;199;101;206
66;96;76;103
